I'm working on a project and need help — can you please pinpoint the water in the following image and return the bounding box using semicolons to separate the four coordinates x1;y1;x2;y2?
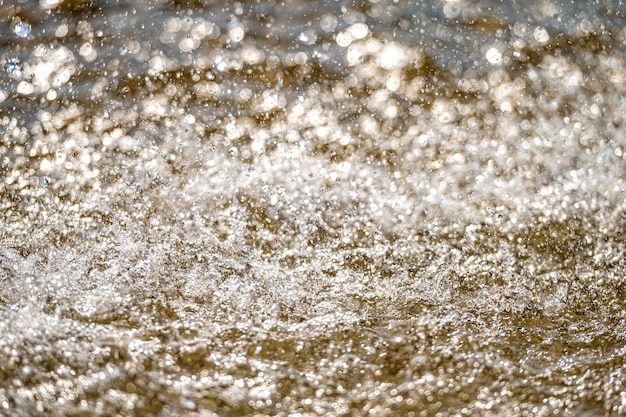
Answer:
11;21;31;39
1;0;625;416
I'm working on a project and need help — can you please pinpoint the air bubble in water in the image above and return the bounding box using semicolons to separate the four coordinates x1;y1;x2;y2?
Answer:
13;21;31;38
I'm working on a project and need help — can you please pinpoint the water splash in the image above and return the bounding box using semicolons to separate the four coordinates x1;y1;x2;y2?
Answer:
1;1;625;416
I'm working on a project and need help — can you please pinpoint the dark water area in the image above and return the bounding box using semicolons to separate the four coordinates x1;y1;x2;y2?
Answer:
1;0;626;416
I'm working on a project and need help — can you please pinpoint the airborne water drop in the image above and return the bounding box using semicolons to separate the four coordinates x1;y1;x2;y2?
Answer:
13;21;31;38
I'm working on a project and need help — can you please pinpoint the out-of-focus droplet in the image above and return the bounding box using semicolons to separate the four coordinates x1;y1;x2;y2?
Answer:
228;25;245;43
55;23;69;37
16;81;34;95
533;26;550;44
443;3;462;19
298;30;317;45
46;89;58;100
320;15;338;32
13;21;32;38
4;59;23;79
486;47;502;65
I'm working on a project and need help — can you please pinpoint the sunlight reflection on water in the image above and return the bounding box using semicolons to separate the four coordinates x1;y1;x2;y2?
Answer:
1;0;626;416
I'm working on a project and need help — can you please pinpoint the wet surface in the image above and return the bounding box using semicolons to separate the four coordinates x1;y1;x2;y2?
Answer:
1;0;626;416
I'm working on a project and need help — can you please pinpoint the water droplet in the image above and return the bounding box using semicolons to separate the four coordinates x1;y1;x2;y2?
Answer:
443;3;462;19
486;47;502;65
79;43;94;57
46;89;58;101
320;15;338;32
13;21;31;38
533;26;550;44
214;58;227;72
16;81;34;95
4;59;23;79
180;397;196;410
228;25;245;43
298;30;317;45
55;23;69;38
347;23;369;40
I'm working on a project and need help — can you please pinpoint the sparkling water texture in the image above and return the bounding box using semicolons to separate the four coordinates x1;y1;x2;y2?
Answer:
1;0;626;416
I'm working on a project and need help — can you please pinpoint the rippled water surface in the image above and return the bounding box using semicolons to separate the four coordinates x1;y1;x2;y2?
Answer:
1;0;626;416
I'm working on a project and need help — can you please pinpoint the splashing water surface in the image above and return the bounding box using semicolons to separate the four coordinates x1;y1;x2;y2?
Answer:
1;0;626;416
